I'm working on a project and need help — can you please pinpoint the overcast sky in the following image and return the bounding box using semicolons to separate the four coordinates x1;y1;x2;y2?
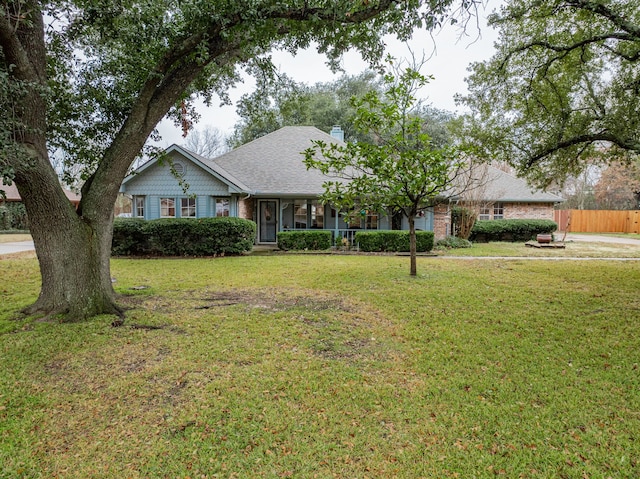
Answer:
155;3;502;148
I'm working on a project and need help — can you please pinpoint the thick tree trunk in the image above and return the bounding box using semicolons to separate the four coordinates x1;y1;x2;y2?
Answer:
3;6;121;322
409;214;417;276
17;166;122;322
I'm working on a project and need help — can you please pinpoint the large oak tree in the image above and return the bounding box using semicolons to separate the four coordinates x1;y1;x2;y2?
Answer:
460;0;640;187
0;0;468;321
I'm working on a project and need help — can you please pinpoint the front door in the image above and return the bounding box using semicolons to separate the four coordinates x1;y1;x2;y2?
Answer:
258;200;278;243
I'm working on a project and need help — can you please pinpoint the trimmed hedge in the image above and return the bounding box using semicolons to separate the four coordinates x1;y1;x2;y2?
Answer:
355;231;434;252
277;230;332;251
436;236;473;249
0;203;28;230
470;219;557;242
112;217;256;256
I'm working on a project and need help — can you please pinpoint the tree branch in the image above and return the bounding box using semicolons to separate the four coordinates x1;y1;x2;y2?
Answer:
568;0;640;38
526;133;640;169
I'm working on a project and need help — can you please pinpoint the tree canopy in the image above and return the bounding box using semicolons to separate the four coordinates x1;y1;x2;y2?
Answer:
304;65;474;276
0;0;470;320
460;0;640;187
230;69;456;148
229;71;381;146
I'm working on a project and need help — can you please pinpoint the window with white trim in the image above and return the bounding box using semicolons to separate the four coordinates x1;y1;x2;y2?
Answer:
493;202;504;220
181;197;196;218
478;205;491;221
294;200;307;228
216;198;230;217
134;196;145;218
160;197;176;217
365;210;378;229
310;200;324;228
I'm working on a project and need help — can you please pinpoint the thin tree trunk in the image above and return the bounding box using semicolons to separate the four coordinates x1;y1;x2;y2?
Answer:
409;214;417;276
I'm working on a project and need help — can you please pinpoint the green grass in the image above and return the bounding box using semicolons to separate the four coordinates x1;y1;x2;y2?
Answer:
1;255;639;478
0;233;31;243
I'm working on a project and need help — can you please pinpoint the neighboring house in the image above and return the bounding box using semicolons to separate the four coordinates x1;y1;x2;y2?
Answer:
120;126;562;244
0;182;81;207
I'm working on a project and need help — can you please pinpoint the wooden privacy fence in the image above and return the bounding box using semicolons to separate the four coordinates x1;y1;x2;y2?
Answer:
554;209;640;234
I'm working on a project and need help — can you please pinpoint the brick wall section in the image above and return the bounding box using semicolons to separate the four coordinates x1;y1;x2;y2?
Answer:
433;203;451;240
433;202;556;240
238;197;255;221
503;202;555;221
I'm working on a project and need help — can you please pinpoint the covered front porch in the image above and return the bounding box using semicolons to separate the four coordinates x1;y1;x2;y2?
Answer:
251;197;434;245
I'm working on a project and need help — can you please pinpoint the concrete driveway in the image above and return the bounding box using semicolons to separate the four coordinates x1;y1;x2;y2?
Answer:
0;240;35;256
560;233;640;246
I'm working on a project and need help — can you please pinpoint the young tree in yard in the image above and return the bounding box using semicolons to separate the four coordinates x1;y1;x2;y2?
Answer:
460;0;640;188
0;0;470;321
304;65;475;276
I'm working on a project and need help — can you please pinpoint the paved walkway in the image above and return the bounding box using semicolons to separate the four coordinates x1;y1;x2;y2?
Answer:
560;233;640;246
0;240;35;256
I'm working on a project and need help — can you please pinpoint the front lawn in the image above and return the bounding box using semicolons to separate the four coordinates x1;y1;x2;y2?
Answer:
0;233;31;243
1;255;639;478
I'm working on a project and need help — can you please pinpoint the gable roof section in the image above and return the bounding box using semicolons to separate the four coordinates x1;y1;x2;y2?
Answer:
121;144;251;194
1;182;81;204
209;126;344;196
484;166;563;203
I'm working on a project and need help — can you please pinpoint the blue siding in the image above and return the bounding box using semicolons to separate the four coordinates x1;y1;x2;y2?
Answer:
123;152;231;197
401;208;434;231
123;151;239;220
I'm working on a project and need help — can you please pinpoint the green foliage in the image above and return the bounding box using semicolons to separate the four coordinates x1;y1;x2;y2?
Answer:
0;202;28;230
435;235;472;249
304;62;473;274
470;219;558;242
111;219;150;256
305;66;469;218
230;71;382;147
450;205;477;240
230;70;456;148
2;0;474;319
277;230;332;251
461;0;640;187
112;218;256;256
355;231;434;252
41;0;463;180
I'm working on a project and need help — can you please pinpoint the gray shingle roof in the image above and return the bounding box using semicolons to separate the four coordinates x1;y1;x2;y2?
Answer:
146;127;561;204
483;166;563;203
206;126;342;196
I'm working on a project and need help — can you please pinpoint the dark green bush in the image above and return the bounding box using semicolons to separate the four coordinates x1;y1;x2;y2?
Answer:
436;236;473;249
355;231;434;252
0;202;28;230
277;230;332;250
111;218;148;256
470;219;557;242
112;217;256;256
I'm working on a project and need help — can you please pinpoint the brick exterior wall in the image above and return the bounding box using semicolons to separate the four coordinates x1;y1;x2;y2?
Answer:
434;202;556;240
503;202;555;221
238;197;255;222
433;204;451;240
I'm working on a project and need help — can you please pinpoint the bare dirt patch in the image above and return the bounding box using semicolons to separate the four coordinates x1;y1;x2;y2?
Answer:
195;288;359;313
